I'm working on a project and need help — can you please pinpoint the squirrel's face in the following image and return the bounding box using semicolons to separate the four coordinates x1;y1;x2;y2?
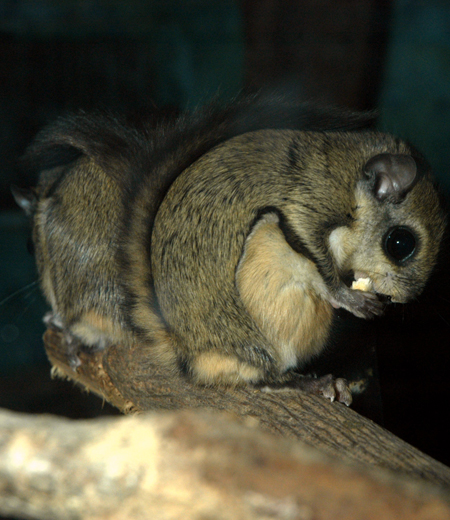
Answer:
329;174;446;304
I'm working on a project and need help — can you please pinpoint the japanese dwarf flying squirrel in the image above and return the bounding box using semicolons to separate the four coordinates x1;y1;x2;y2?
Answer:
14;93;446;404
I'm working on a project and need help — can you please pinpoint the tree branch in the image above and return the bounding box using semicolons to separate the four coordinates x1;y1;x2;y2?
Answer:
42;328;450;490
2;407;450;520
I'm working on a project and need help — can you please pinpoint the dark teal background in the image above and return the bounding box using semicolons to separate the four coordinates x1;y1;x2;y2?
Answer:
379;0;450;192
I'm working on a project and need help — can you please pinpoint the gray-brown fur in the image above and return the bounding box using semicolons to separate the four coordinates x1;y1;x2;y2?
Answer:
31;158;131;354
16;95;446;392
150;129;445;382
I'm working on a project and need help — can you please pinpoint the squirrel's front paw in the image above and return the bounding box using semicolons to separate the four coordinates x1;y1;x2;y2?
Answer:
328;287;384;319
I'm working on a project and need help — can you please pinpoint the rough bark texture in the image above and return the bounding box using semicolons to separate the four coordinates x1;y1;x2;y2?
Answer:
1;328;450;519
1;407;450;520
43;329;450;490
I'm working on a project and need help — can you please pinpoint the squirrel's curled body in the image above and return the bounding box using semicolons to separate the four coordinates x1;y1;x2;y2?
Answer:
17;95;446;393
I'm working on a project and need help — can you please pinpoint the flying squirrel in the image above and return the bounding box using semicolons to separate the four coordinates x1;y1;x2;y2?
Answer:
13;92;447;405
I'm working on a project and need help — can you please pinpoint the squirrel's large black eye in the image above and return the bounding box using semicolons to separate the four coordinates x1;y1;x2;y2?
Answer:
384;227;416;263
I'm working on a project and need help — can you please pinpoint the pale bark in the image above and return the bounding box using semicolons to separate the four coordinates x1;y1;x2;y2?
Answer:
1;407;450;520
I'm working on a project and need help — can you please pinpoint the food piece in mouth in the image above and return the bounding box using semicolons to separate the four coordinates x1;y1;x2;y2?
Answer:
351;277;373;292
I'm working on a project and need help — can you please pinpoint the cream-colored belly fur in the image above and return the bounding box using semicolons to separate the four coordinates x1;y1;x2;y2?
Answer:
236;214;333;371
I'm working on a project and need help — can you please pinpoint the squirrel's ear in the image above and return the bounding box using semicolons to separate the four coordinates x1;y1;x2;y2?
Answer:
364;153;419;202
11;184;37;216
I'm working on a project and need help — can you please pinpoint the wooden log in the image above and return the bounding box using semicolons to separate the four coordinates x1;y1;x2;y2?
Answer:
1;407;450;520
43;328;450;490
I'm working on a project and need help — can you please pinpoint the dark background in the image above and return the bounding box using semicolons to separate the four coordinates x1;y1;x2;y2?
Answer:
1;0;450;475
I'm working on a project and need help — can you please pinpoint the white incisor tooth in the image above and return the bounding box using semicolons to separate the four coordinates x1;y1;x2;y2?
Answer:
351;277;373;292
